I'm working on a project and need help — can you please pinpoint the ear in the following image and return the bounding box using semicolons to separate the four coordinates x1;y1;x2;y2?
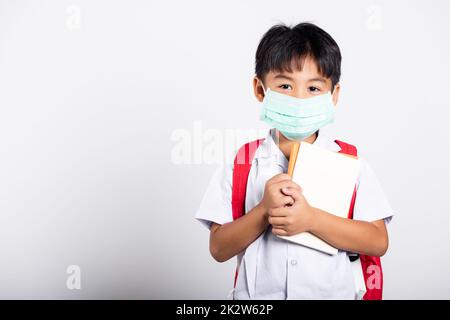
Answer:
253;76;265;102
331;83;340;106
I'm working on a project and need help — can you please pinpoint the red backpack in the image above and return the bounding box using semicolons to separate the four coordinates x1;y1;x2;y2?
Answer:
231;138;383;300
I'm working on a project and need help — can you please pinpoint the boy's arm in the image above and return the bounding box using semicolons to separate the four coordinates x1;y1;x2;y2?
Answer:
309;209;388;257
209;173;298;262
269;186;389;257
209;203;268;263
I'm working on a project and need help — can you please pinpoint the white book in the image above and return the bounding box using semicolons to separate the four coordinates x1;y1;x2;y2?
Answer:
278;141;361;255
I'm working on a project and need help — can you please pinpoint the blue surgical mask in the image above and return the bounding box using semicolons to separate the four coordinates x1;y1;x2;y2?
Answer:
260;85;336;141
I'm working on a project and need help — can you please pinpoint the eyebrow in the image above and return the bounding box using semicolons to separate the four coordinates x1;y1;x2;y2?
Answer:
273;74;328;83
273;74;295;81
308;77;327;83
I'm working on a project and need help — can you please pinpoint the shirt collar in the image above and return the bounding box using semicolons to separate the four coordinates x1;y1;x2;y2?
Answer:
254;129;342;162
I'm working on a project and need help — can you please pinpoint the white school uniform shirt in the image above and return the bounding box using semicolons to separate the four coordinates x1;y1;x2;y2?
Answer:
195;129;394;300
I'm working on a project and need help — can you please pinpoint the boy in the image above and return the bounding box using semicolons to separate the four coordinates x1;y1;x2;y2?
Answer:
195;23;394;299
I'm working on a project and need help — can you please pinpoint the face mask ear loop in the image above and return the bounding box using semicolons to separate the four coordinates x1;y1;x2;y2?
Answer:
331;84;338;96
260;79;268;95
330;85;338;106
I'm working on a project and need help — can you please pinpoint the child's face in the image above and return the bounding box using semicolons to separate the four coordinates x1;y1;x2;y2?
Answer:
253;56;340;105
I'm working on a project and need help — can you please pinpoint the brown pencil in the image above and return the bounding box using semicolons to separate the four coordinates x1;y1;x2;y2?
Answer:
287;142;300;177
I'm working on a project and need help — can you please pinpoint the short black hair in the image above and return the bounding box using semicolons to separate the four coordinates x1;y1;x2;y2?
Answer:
255;22;342;88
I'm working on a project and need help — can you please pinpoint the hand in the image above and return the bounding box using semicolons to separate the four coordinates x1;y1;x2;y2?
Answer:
259;173;299;217
268;185;315;236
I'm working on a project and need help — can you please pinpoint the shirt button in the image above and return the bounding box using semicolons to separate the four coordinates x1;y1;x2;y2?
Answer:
290;259;297;266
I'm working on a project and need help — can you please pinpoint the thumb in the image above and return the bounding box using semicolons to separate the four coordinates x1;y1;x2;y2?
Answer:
281;187;303;202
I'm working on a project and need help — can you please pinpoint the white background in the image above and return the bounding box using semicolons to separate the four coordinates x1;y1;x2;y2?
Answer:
0;0;449;299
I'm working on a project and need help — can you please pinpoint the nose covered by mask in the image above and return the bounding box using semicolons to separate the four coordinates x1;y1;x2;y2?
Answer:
260;84;336;141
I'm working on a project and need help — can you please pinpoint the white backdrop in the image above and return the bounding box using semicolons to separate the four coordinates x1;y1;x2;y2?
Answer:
0;0;449;299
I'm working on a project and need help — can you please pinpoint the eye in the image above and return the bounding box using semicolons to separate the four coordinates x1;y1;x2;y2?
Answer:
278;84;293;90
308;86;321;93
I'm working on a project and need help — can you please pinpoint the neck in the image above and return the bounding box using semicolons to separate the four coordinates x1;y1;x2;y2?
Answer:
276;130;318;160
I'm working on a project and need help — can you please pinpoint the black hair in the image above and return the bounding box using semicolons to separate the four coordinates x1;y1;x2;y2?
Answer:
255;22;342;88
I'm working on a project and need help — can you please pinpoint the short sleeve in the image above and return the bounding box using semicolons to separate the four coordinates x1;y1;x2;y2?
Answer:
353;158;394;224
195;162;234;230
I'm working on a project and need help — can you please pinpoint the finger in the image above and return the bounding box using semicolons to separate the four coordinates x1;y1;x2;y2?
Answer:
276;195;294;207
268;207;289;217
267;173;292;185
281;182;302;194
271;180;301;193
272;227;288;236
268;216;287;227
281;187;303;202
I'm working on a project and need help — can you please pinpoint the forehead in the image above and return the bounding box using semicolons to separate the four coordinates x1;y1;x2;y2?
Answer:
267;56;325;80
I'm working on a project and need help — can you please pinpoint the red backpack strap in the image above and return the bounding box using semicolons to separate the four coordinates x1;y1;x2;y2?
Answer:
335;140;358;220
231;138;264;289
335;139;383;300
335;139;357;158
231;138;265;220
